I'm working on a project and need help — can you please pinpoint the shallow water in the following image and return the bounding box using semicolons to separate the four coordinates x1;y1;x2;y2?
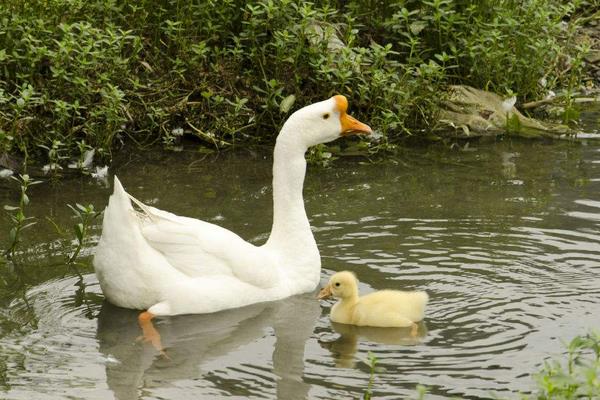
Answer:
1;127;600;399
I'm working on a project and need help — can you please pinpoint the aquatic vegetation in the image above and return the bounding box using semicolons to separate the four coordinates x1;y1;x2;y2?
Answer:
2;174;41;259
531;332;600;400
362;352;427;399
0;0;591;165
45;202;101;266
65;203;101;264
363;351;378;400
397;332;600;399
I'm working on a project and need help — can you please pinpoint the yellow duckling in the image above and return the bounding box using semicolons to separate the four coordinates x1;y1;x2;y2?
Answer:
317;271;428;330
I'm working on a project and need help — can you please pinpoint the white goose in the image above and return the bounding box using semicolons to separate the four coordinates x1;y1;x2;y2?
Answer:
93;95;371;321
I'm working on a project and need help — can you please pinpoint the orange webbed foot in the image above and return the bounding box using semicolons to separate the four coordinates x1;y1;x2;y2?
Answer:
138;311;168;358
410;323;419;338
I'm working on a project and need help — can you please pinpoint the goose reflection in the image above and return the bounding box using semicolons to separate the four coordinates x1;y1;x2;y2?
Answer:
97;292;320;400
320;321;427;368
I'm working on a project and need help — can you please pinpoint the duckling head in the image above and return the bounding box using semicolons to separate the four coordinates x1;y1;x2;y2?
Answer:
280;95;372;148
317;271;359;300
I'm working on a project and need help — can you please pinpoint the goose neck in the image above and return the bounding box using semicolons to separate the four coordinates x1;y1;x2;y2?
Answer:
266;134;314;250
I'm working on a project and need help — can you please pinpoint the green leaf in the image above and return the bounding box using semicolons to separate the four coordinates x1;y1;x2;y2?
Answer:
506;113;521;132
22;193;29;206
67;204;82;218
21;222;37;230
3;205;19;211
562;107;580;124
9;227;17;244
74;223;84;243
279;94;296;114
409;21;427;35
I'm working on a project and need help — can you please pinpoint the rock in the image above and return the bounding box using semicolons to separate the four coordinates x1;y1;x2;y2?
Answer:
438;85;571;138
585;50;600;64
0;152;22;171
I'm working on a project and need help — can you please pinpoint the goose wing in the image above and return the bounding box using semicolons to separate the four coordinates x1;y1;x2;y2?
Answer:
130;193;278;289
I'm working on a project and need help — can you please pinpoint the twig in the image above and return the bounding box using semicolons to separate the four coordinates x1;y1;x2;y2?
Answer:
522;97;562;109
186;120;231;148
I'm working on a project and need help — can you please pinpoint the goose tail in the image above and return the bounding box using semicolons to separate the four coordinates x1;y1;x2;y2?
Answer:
111;176;133;210
110;175;157;221
100;176;139;233
94;175;166;310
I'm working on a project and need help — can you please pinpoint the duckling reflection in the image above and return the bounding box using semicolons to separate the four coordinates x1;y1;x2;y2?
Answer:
97;292;320;400
320;321;427;368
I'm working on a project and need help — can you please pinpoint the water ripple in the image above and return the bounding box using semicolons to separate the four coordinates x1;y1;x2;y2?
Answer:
3;142;600;399
312;204;600;398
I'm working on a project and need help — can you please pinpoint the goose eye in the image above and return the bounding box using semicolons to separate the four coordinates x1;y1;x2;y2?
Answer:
334;282;340;287
322;113;330;120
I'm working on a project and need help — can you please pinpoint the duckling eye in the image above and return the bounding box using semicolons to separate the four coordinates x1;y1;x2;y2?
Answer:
334;282;340;287
322;113;330;120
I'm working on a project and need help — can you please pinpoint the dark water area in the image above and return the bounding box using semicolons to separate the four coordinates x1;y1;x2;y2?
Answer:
1;112;600;399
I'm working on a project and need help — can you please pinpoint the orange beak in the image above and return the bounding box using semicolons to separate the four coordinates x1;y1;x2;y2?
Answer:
317;284;333;300
333;95;373;136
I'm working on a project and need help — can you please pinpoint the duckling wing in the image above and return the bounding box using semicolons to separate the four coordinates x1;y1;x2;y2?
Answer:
355;290;429;327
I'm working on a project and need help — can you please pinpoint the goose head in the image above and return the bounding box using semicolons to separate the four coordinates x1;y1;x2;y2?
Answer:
317;271;359;300
280;95;372;149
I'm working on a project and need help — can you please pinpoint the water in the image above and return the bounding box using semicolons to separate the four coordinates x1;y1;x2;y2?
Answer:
1;129;600;399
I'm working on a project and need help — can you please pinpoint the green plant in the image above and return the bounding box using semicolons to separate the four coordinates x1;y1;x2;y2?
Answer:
363;351;378;400
410;331;600;399
562;42;590;124
306;144;336;167
3;174;42;259
0;0;590;166
414;385;428;400
38;139;67;174
532;332;600;399
65;203;101;264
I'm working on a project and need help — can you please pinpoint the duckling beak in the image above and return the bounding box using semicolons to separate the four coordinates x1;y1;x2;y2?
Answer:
317;284;333;300
333;95;372;136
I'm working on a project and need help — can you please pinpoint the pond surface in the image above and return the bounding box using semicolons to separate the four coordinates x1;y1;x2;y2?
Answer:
1;129;600;399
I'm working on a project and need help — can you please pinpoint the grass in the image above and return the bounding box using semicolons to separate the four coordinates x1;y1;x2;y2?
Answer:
2;175;42;259
0;0;594;167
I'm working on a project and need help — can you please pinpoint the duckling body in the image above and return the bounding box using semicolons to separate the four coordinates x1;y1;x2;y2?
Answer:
318;271;428;328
